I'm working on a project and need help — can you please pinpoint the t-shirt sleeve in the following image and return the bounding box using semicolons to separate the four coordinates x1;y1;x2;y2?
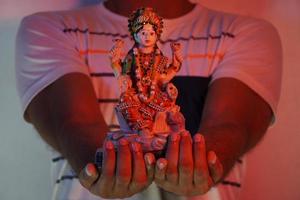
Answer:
15;13;89;118
211;18;282;121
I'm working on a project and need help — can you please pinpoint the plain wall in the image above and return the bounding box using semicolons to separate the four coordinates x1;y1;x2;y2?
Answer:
0;0;299;199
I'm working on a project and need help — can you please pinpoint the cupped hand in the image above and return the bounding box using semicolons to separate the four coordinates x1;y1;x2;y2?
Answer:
79;139;155;199
154;132;223;196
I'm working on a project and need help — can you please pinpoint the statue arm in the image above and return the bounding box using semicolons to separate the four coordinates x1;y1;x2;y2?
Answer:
170;42;183;72
109;39;124;77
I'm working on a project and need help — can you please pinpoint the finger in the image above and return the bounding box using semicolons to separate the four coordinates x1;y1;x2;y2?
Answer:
178;131;193;186
193;134;213;192
114;138;132;194
193;134;208;184
208;151;223;184
129;142;148;192
165;133;180;183
78;163;99;190
144;153;156;184
176;54;183;62
90;141;115;197
154;158;168;185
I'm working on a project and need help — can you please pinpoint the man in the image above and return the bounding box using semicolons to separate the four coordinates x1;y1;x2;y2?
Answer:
15;0;282;199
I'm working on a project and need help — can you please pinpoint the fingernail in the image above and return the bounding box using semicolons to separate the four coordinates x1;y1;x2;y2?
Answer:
105;141;114;150
181;130;189;137
208;151;217;165
119;138;128;146
85;163;95;177
194;134;202;143
131;142;141;153
158;161;166;170
145;154;154;165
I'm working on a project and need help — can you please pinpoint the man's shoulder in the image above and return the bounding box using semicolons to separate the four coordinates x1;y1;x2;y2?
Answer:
20;5;100;29
198;4;276;33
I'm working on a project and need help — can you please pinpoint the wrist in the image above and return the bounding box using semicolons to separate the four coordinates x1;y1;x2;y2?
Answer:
197;125;247;177
57;122;108;174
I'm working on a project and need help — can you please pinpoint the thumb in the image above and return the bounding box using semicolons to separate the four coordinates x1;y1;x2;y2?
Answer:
144;153;156;184
78;163;100;189
207;151;223;184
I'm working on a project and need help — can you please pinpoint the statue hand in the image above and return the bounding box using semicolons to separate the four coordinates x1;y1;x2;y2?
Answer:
170;42;183;66
110;39;124;63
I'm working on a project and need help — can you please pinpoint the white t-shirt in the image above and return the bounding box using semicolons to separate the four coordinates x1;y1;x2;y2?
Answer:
15;2;282;200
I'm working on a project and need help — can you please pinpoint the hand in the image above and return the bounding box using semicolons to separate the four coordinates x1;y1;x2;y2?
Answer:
154;132;223;196
79;139;156;199
109;39;124;63
117;75;132;93
166;111;185;133
170;42;183;69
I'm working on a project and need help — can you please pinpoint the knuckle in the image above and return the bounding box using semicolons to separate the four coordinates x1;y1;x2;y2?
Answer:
179;163;193;173
90;186;108;198
179;175;193;186
98;191;112;199
116;177;130;186
115;171;130;184
100;172;114;181
194;169;206;179
117;169;131;177
194;173;211;186
166;166;177;174
181;164;193;172
122;192;134;199
176;187;193;196
135;177;148;187
154;174;165;183
79;180;90;189
200;183;212;194
193;180;213;195
130;181;147;191
166;173;178;183
184;188;194;196
138;180;148;189
190;188;207;196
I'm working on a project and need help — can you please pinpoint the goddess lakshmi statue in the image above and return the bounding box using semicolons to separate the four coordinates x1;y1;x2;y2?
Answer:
106;7;186;153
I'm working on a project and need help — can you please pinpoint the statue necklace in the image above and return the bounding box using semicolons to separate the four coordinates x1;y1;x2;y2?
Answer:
133;47;159;103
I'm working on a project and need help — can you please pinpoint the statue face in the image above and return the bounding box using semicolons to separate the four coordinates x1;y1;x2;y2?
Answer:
134;23;157;48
